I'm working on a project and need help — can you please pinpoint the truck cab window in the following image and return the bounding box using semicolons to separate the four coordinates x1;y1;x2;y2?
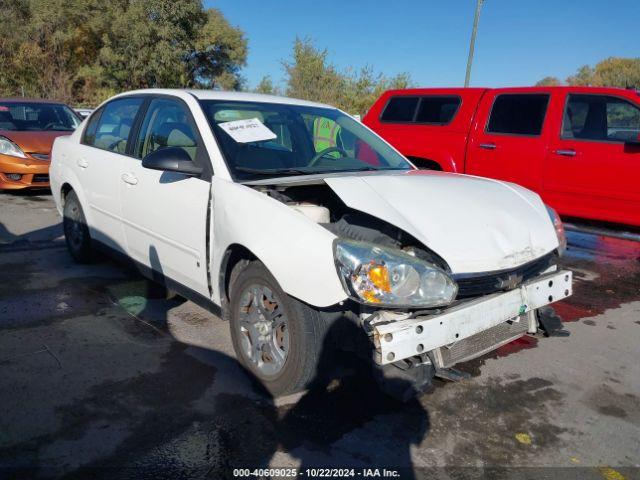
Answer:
380;97;419;122
414;96;461;124
563;94;640;142
487;94;550;136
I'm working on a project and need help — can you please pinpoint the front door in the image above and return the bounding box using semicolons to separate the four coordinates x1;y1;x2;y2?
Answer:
119;96;211;297
544;92;640;225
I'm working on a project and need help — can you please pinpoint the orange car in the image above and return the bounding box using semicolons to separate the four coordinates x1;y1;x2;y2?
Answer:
0;98;81;190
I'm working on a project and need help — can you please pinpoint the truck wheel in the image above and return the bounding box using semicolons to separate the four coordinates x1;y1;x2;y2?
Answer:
228;261;327;396
63;190;92;263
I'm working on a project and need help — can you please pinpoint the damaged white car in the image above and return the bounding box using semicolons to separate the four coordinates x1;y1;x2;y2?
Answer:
50;90;572;398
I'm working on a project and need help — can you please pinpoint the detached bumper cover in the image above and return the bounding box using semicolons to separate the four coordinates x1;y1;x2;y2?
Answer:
372;270;573;365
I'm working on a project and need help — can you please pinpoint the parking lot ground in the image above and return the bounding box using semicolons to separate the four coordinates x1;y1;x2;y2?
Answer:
1;191;639;479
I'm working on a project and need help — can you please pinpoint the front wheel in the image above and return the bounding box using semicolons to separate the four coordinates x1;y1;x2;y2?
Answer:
228;261;327;396
63;190;92;263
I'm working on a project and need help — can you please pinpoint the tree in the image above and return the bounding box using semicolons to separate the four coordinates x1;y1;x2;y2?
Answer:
535;76;562;87
591;57;640;88
566;65;595;86
0;0;248;105
254;76;280;95
538;58;640;89
282;38;412;115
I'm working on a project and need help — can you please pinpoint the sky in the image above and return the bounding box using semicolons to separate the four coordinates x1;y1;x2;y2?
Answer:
206;0;639;90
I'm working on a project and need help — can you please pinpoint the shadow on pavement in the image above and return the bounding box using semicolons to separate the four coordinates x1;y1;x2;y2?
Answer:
0;243;429;479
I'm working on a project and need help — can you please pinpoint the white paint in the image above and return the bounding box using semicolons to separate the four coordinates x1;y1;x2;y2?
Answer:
52;89;564;312
324;170;559;274
210;177;346;307
374;270;573;365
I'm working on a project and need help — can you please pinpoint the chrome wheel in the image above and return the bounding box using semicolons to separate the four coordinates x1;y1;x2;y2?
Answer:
236;284;290;376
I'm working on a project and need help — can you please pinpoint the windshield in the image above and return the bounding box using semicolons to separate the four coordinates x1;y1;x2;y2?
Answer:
0;102;81;132
201;100;414;180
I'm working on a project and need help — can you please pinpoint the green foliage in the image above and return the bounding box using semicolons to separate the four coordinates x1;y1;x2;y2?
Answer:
282;38;412;115
253;76;280;95
566;65;595;86
539;58;640;88
535;76;562;87
0;0;247;105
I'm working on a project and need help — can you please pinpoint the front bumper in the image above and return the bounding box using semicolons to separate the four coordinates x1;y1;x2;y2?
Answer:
0;154;50;190
371;270;573;366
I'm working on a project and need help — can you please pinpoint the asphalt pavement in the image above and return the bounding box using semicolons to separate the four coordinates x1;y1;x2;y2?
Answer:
0;190;639;480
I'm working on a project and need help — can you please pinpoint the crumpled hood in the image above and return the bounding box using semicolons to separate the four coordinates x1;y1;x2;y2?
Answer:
324;170;559;274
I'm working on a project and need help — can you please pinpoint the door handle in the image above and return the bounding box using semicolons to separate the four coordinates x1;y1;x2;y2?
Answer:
77;158;88;168
554;149;576;157
121;173;138;185
479;143;497;150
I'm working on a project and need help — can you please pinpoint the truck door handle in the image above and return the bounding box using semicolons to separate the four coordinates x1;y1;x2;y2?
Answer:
479;143;496;150
77;158;88;168
121;173;138;185
554;149;576;157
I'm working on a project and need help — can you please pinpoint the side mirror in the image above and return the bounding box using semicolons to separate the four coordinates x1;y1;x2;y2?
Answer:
142;147;203;176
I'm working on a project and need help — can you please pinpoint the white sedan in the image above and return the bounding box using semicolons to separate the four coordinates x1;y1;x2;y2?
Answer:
50;89;572;397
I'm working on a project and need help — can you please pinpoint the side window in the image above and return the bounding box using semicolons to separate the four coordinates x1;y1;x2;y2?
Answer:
86;98;143;153
415;96;461;124
380;97;419;122
82;109;102;146
563;94;640;142
487;94;550;136
136;98;199;161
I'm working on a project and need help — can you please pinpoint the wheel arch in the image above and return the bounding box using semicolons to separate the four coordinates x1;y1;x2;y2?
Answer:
407;156;443;171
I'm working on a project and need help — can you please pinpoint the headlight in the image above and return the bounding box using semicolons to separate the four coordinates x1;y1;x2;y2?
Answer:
334;239;457;308
0;136;27;158
545;205;566;256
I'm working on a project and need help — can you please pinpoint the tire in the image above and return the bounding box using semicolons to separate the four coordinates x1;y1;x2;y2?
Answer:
228;261;328;396
63;190;92;263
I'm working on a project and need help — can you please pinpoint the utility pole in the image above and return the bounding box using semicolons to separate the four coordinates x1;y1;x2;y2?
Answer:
464;0;484;87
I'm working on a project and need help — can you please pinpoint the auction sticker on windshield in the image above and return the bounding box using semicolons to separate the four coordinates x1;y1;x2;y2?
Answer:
218;118;277;143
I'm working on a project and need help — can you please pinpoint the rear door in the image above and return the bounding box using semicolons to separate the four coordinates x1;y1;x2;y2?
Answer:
544;91;640;225
76;97;144;252
119;96;211;297
466;90;552;192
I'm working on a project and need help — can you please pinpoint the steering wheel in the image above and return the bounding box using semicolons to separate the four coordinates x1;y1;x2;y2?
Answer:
308;146;348;166
43;122;60;130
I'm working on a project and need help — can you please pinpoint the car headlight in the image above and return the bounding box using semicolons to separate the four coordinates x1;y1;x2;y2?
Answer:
0;136;27;158
545;205;567;256
334;239;458;308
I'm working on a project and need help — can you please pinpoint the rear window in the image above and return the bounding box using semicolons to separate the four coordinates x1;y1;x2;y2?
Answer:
380;95;461;125
380;97;419;122
486;94;549;136
0;102;80;132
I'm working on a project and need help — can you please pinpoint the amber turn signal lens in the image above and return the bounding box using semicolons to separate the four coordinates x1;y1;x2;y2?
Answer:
368;263;391;293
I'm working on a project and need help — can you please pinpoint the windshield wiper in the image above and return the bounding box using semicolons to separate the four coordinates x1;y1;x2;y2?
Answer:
235;166;411;176
235;167;316;176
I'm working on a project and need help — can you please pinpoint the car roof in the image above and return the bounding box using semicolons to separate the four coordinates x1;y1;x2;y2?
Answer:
114;88;335;109
382;86;638;96
0;97;67;105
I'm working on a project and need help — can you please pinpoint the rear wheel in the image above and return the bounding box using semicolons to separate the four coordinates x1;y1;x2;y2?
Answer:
63;190;92;263
228;261;327;396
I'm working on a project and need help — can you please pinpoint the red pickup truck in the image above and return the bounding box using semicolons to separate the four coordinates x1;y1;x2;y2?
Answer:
364;86;640;227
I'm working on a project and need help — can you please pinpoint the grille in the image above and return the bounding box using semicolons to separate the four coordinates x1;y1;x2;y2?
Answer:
32;174;49;183
453;253;554;299
437;318;529;368
30;153;50;160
